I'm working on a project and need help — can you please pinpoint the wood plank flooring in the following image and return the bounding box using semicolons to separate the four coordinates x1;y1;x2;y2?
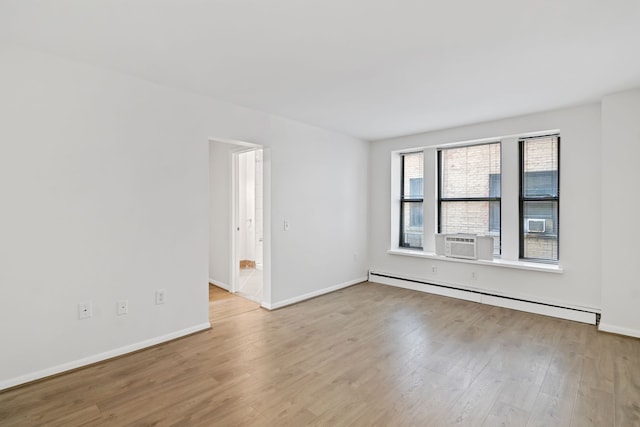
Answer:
209;284;261;320
1;282;640;426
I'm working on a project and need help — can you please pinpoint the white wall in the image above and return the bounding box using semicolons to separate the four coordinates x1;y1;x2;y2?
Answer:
269;124;370;304
600;88;640;337
369;104;603;311
208;122;371;306
0;44;369;389
208;141;236;290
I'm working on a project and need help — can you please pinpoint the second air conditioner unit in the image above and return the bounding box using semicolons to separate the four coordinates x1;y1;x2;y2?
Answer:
526;218;546;233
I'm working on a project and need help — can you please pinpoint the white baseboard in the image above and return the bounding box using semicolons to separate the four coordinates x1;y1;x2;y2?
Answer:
209;278;230;291
267;277;367;310
0;322;211;391
369;271;597;325
598;322;640;338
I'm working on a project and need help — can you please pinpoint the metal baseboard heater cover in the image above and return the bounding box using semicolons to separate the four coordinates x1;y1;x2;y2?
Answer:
368;271;598;325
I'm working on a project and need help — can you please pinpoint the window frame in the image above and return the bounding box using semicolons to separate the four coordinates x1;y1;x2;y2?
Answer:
399;151;424;249
519;134;560;262
437;141;502;254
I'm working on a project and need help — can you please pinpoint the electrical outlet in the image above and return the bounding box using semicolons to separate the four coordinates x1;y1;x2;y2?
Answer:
117;299;128;315
156;289;166;305
431;265;437;273
78;302;92;320
472;271;478;280
283;220;290;231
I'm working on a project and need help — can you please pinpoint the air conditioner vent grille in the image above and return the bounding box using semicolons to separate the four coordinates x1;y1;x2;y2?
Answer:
444;234;477;259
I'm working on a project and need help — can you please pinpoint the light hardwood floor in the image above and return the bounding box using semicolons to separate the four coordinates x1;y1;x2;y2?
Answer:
1;282;639;426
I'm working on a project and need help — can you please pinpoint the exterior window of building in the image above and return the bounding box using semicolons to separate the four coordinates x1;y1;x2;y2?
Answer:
400;152;424;249
438;142;501;255
520;135;559;261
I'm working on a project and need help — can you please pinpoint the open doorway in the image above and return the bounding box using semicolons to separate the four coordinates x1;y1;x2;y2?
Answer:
235;149;263;303
209;138;271;309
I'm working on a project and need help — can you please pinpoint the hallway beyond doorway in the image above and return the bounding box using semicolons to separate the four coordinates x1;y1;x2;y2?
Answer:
237;267;263;303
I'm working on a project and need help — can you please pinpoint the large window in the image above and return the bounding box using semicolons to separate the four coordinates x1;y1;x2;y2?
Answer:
438;143;501;254
520;135;559;262
400;152;424;248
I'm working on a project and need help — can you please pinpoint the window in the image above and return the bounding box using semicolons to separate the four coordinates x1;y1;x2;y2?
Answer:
520;135;559;262
438;143;501;254
391;131;561;269
400;152;424;248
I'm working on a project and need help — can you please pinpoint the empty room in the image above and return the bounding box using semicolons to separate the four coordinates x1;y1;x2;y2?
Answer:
1;1;640;425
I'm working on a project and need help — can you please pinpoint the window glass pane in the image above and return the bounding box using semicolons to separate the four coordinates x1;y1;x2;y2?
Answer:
489;200;500;233
400;151;424;249
402;201;423;248
523;201;558;261
441;143;501;198
403;152;423;199
489;173;501;197
523;136;558;197
441;201;500;254
409;178;423;198
524;171;558;197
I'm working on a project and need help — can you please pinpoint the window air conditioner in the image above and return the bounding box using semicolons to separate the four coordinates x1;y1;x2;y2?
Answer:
444;234;477;260
526;218;546;233
435;234;494;260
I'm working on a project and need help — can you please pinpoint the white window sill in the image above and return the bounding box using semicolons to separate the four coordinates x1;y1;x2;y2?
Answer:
387;248;563;273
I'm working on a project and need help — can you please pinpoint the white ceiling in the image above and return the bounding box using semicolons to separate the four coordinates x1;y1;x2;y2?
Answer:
2;1;640;141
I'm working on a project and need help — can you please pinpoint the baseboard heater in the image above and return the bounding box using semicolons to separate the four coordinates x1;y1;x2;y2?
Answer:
368;271;598;325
